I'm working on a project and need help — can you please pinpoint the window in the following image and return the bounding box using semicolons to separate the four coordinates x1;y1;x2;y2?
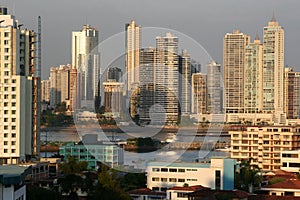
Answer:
289;163;300;168
11;141;16;145
12;110;16;114
4;87;8;91
169;168;177;172
4;103;8;107
4;48;9;52
215;170;221;190
152;177;159;182
186;169;197;171
4;149;8;153
4;71;9;76
4;40;8;45
11;102;16;107
169;178;177;182
4;133;8;138
12;118;16;122
177;192;186;198
11;149;16;153
12;87;16;91
161;178;167;182
12;126;16;130
178;178;185;182
12;95;16;99
4;118;8;122
12;79;16;83
4;63;9;68
4;141;8;145
187;178;197;181
4;94;8;99
4;32;9;37
152;168;160;172
12;133;16;138
178;168;185;172
4;126;8;130
4;56;9;60
161;168;168;172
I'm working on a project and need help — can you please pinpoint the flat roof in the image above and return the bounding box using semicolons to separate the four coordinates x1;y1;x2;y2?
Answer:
0;165;31;185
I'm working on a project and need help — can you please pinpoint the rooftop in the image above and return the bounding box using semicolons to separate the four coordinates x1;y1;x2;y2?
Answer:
0;165;31;185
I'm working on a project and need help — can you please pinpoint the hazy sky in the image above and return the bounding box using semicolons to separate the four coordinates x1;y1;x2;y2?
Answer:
2;0;300;79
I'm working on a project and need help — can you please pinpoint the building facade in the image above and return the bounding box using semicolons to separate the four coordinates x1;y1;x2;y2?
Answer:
244;37;264;113
206;61;221;114
146;158;236;192
179;49;191;115
191;73;207;114
0;7;38;164
72;24;100;109
263;16;284;113
230;126;300;171
223;30;250;113
284;68;300;119
103;81;124;115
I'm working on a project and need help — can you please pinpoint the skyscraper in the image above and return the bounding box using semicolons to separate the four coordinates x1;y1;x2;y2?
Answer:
223;30;250;113
284;68;300;119
263;16;284;113
155;33;179;125
191;73;207;114
0;7;37;164
207;61;221;114
244;36;263;113
125;20;141;92
139;47;156;124
72;25;100;109
179;49;191;115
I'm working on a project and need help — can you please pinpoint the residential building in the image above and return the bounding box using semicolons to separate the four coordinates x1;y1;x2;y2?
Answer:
59;142;124;170
206;61;221;114
107;67;122;82
230;126;300;171
139;48;156;124
0;165;31;200
281;150;300;173
260;179;300;197
155;33;179;125
41;80;50;103
129;188;166;200
103;81;124;115
223;30;250;113
69;67;79;111
284;68;300;119
191;73;207;114
263;16;284;114
0;7;38;164
166;185;209;200
179;49;191;115
244;36;263;113
72;24;100;109
146;158;236;192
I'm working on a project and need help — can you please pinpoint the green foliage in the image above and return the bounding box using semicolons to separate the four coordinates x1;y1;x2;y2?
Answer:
60;156;88;175
27;187;60;200
55;102;67;113
127;137;155;147
235;159;262;193
41;109;74;127
120;173;146;192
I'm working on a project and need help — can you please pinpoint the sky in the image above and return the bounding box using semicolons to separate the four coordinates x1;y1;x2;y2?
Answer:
2;0;300;80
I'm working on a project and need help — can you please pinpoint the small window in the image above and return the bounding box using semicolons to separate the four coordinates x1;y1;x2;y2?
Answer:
169;168;177;172
152;168;160;172
12;133;16;138
161;178;167;182
178;178;185;182
178;168;185;172
11;149;16;153
152;177;159;182
11;141;16;145
12;79;16;83
4;149;8;153
4;32;9;37
161;168;168;172
12;110;16;114
4;141;8;145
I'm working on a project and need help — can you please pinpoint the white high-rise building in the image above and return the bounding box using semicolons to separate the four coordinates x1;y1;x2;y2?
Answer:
0;7;36;164
41;80;50;103
155;33;179;125
180;49;191;115
72;25;100;109
223;30;250;113
263;16;284;113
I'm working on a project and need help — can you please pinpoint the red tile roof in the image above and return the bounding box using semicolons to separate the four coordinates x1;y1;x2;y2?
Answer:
128;188;165;196
249;194;300;200
264;179;300;190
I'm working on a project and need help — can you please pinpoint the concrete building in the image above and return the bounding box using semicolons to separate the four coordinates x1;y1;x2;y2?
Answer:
72;24;100;109
263;16;284;114
0;165;30;200
107;67;122;82
139;48;156;124
260;179;300;197
49;64;71;108
103;81;124;115
0;7;38;164
244;36;264;113
146;158;236;192
155;33;179;125
41;80;50;103
191;73;207;114
230;126;300;171
207;61;221;114
179;49;191;115
60;142;124;170
281;150;300;173
284;68;300;119
69;67;79;111
223;30;250;114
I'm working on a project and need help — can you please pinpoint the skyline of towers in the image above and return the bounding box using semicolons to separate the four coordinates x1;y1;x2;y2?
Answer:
0;7;39;164
72;24;100;109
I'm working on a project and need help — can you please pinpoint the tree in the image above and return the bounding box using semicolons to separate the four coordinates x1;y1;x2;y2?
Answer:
235;159;262;193
60;156;88;175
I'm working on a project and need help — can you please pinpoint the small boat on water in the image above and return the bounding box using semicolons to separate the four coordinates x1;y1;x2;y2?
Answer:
215;146;231;152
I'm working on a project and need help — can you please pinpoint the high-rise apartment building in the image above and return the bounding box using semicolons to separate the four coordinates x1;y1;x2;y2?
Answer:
139;48;156;124
191;73;207;114
179;49;191;115
41;80;50;103
103;81;124;115
263;16;284;113
207;61;221;114
49;65;71;108
155;33;179;125
106;67;122;82
72;25;100;109
223;30;250;113
125;20;141;92
244;36;264;113
284;68;300;119
0;7;38;164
